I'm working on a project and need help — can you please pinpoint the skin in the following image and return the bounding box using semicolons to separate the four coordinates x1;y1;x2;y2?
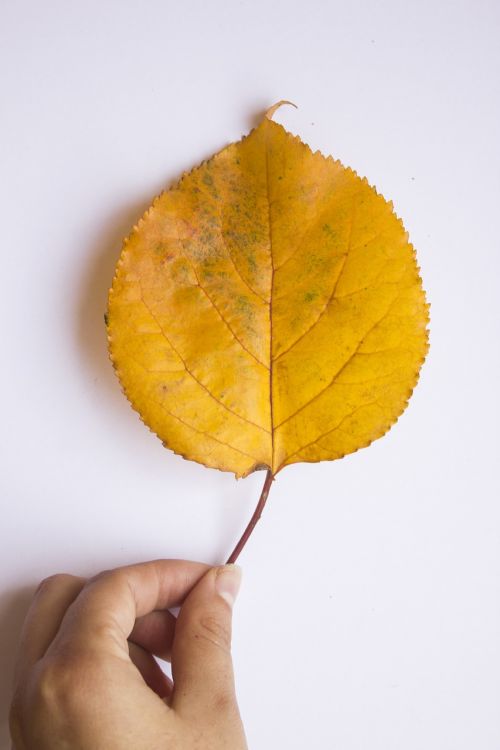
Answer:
9;560;247;750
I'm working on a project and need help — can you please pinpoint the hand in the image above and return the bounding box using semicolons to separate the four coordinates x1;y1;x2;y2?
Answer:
9;560;247;749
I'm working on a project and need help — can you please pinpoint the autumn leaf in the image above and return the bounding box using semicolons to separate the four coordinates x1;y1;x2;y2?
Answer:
107;102;429;487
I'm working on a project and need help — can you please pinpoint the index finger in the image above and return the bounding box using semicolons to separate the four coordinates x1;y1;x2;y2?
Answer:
48;559;210;657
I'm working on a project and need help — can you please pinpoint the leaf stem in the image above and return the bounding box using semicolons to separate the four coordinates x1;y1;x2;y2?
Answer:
226;470;274;564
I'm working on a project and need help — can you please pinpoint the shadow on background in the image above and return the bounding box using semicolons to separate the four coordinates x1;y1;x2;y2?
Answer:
76;195;154;401
0;585;36;749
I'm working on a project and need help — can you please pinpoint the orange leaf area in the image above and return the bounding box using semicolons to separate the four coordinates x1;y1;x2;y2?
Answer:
107;107;429;478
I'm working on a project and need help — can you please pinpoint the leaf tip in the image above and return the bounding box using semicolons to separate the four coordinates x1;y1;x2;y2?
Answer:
264;100;298;121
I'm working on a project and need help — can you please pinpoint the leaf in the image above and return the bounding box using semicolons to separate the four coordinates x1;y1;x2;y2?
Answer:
107;103;429;479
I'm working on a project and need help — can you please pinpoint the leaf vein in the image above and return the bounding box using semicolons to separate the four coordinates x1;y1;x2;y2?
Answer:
219;230;269;304
139;293;270;435
176;235;268;369
275;295;402;429
155;400;262;462
266;126;276;469
273;205;355;362
278;399;382;468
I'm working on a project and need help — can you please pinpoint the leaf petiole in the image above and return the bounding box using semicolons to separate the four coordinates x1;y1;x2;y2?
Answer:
226;470;274;564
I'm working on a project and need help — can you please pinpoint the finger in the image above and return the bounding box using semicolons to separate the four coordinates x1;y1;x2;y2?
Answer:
171;565;242;724
47;560;209;658
128;641;173;701
14;574;85;683
129;609;177;661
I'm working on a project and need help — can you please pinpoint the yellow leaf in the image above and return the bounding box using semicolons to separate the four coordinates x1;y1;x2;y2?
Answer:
107;104;429;479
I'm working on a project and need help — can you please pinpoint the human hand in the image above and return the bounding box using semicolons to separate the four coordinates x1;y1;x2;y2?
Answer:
9;560;247;750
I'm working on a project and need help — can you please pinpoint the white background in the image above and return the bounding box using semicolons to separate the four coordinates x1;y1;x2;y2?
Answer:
1;1;499;748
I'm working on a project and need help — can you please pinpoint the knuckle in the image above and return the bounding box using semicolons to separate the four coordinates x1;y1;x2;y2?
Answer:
35;573;75;596
10;654;96;741
35;660;62;704
195;613;232;651
36;657;72;697
87;568;113;585
88;568;127;592
34;652;95;713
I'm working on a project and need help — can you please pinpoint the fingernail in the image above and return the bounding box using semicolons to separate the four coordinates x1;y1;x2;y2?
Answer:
215;565;242;609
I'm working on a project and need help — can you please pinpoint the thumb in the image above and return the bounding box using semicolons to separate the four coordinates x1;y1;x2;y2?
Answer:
171;565;242;724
